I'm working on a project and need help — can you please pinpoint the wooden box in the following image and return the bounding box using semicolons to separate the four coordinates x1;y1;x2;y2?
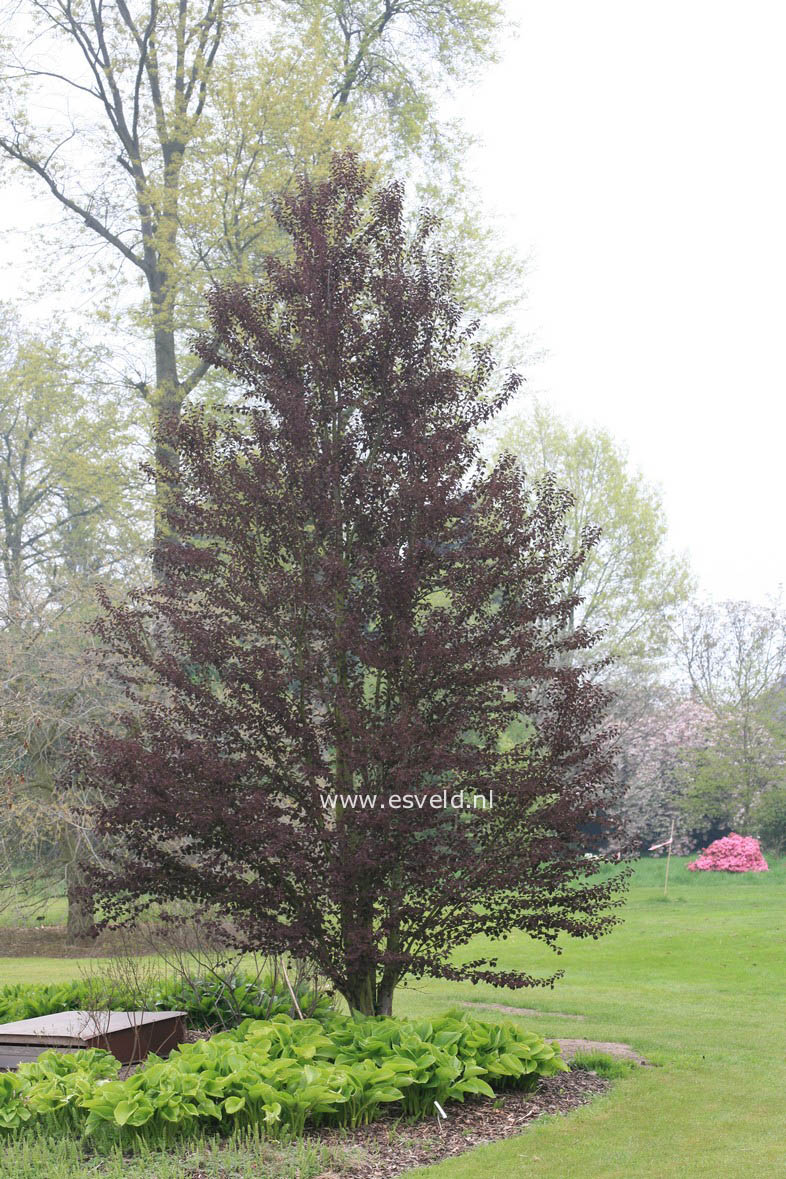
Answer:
0;1009;186;1070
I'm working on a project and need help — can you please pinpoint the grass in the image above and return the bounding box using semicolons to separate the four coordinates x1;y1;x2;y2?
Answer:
0;958;108;985
568;1051;637;1080
0;857;783;1177
0;890;66;929
0;1128;355;1178
397;857;786;1178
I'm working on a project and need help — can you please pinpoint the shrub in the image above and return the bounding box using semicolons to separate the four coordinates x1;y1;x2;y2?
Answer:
687;832;768;873
0;982;88;1025
753;789;786;855
0;1012;566;1146
0;1048;119;1133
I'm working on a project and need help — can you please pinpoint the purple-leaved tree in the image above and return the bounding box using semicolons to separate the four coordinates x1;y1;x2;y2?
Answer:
80;154;627;1014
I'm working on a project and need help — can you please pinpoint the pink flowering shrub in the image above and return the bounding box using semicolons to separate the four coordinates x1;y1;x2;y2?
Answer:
687;832;768;873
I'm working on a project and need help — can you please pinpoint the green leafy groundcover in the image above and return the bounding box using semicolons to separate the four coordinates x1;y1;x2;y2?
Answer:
0;1012;567;1148
0;974;330;1029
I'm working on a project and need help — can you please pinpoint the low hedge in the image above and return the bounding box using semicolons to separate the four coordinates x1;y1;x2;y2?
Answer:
0;1011;567;1146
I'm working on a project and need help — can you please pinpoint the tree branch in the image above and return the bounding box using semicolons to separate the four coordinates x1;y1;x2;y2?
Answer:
181;358;211;397
0;135;147;273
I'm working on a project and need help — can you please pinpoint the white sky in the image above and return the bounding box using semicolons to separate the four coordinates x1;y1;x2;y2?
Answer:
454;0;786;602
2;0;784;602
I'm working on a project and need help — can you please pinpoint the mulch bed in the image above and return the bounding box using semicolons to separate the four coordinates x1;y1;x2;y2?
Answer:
307;1070;610;1178
183;1071;611;1179
0;925;153;958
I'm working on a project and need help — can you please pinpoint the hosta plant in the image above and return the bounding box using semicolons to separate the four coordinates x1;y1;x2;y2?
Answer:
0;972;331;1029
0;1011;566;1147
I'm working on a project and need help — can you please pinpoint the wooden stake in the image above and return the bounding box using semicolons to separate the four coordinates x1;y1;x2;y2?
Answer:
281;960;304;1020
664;816;676;897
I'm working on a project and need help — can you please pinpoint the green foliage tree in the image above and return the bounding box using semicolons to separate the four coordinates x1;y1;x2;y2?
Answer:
0;608;119;941
674;599;786;835
293;1;504;147
0;0;508;551
753;787;786;855
494;402;692;668
0;306;146;941
0;305;147;619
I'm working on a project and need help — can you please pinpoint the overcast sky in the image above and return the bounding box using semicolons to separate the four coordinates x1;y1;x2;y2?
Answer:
1;0;784;604
454;0;786;603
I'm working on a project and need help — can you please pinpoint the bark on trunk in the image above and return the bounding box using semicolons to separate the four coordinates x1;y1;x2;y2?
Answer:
376;979;395;1016
151;325;182;579
342;967;397;1016
65;860;97;945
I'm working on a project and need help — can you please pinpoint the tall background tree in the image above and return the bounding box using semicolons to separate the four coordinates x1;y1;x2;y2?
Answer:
494;402;692;670
0;0;512;545
672;599;786;836
0;305;147;940
82;156;627;1014
0;614;122;941
0;305;146;619
493;403;701;856
609;599;786;855
614;686;716;853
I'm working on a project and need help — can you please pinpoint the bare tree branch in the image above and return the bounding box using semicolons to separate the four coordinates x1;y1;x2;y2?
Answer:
0;133;147;272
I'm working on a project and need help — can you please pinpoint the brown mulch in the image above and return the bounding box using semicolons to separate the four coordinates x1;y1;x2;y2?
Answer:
0;925;154;959
305;1070;610;1179
111;1062;613;1177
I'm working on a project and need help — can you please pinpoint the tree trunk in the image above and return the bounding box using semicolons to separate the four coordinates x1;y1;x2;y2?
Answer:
376;975;396;1016
340;907;382;1015
151;323;182;578
4;532;23;622
65;859;97;945
342;962;399;1016
339;885;402;1015
343;971;377;1016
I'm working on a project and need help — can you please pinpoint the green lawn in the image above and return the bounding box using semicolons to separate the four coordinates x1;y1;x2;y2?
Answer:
0;886;66;928
0;858;783;1178
399;857;786;1179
